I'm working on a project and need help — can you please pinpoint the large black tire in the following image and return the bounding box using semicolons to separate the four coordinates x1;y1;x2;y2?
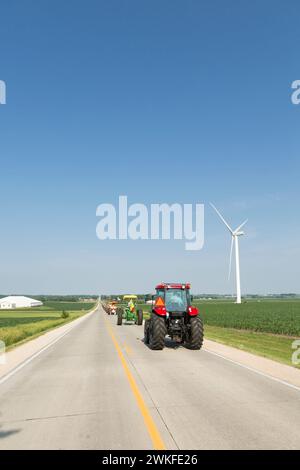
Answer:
137;309;143;326
149;314;166;350
117;308;123;326
185;316;204;350
144;319;150;344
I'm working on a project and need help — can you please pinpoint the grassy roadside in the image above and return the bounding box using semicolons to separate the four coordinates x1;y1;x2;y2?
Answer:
0;301;97;351
202;325;300;369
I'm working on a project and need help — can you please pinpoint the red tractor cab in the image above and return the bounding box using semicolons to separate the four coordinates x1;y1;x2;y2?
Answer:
144;283;204;350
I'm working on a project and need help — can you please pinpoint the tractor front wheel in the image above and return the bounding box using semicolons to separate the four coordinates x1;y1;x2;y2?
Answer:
149;314;166;350
117;308;123;326
185;316;204;350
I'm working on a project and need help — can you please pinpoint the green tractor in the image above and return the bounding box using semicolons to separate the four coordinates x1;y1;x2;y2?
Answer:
117;295;143;326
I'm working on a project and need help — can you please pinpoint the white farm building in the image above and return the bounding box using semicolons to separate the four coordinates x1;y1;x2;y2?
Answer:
0;296;43;309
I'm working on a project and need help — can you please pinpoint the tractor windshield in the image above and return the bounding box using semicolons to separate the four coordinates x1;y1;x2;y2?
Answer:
164;289;189;312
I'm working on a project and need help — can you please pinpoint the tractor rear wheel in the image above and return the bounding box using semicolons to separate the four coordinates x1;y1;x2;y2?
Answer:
117;308;123;326
186;316;204;350
137;309;143;325
149;314;166;350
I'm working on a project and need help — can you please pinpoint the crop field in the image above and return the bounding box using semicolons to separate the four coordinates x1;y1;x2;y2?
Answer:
193;300;300;336
139;299;300;367
0;300;96;349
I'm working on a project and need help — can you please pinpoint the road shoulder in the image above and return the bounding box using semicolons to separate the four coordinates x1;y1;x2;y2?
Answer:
204;338;300;389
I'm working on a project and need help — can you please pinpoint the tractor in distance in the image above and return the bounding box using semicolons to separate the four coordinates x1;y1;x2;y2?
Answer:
144;283;204;350
107;300;118;315
117;295;143;326
102;299;118;315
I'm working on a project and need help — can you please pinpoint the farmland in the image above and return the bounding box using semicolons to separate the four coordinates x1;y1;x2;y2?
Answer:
194;299;300;336
139;299;300;367
0;300;96;349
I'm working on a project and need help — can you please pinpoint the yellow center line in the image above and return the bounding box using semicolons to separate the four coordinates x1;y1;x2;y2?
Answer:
104;317;166;450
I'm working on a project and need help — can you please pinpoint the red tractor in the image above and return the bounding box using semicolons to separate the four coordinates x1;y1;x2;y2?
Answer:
144;283;204;350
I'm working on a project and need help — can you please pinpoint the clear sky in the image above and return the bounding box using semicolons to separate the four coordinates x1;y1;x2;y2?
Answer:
0;0;299;295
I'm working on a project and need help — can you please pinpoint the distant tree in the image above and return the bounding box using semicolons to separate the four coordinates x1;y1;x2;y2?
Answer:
61;310;69;319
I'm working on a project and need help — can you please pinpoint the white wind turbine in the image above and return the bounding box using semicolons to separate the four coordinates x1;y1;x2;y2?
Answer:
210;203;248;304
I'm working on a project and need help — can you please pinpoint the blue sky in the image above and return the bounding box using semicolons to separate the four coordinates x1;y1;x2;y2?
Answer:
0;0;299;294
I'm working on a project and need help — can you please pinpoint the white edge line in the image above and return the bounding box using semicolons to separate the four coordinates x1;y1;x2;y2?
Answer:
203;347;300;393
0;305;99;386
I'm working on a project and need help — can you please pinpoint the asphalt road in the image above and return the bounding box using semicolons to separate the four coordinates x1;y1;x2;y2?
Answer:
0;306;300;450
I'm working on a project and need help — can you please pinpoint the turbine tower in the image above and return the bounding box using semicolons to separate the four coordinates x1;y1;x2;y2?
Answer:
210;203;248;304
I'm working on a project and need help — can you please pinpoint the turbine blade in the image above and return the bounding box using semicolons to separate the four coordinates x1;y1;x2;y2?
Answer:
234;219;248;233
210;203;234;234
228;236;234;281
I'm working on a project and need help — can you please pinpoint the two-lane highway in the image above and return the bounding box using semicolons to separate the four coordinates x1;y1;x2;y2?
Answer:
0;306;300;449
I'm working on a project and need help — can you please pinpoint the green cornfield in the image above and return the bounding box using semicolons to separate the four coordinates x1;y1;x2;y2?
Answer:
194;300;300;336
